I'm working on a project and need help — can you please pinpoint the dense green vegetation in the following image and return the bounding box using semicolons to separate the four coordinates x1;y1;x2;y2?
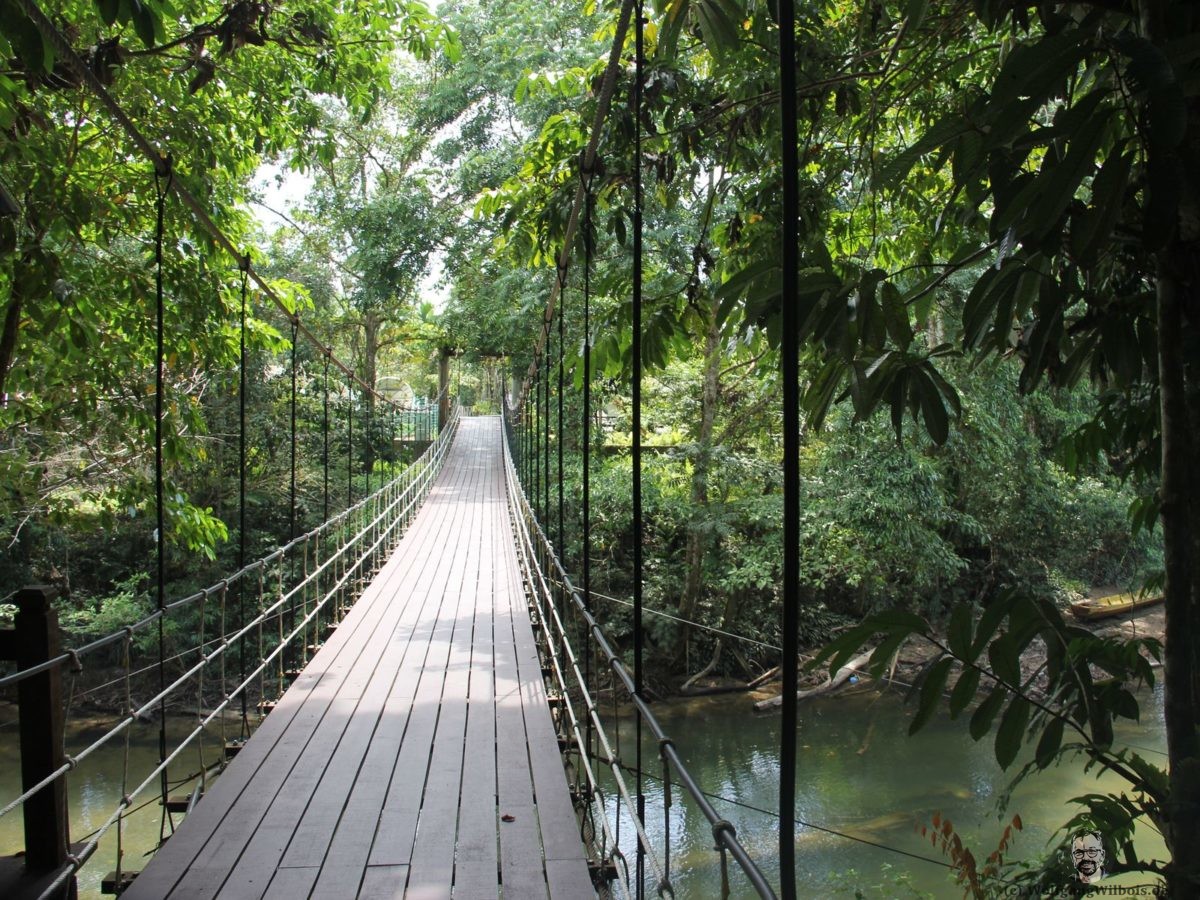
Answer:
2;0;1198;894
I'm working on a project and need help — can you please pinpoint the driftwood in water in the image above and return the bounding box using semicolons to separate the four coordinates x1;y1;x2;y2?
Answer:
747;665;781;689
678;681;753;697
753;649;875;710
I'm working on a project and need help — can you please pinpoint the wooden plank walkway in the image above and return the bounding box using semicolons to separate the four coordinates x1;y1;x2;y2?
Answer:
127;417;595;900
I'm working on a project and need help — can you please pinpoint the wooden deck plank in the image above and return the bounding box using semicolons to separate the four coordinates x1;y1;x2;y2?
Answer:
290;466;480;881
191;467;467;899
126;479;459;899
494;559;549;900
128;418;591;899
545;859;598;898
356;866;410;900
261;867;319;899
449;458;500;898
499;506;592;885
405;437;484;896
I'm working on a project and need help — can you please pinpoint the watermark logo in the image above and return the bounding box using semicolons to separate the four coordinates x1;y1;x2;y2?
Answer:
1071;829;1106;884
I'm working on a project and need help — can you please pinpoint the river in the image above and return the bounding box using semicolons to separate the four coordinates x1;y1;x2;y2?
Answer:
597;685;1167;898
0;710;242;899
1;685;1167;898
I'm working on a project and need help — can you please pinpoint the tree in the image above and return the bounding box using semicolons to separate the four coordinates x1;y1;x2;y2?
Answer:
0;0;453;570
791;1;1198;891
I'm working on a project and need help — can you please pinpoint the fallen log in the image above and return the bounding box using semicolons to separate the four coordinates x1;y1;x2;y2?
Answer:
677;682;752;697
753;649;875;711
747;665;781;690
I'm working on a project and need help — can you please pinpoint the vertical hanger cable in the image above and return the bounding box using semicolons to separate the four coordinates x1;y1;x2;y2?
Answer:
152;156;173;840
632;3;646;894
778;0;802;891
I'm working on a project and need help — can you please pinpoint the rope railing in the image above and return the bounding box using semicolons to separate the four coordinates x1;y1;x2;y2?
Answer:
501;402;777;900
0;405;460;898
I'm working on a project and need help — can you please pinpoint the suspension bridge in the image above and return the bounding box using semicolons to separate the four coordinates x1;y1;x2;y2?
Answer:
123;416;595;899
0;403;774;900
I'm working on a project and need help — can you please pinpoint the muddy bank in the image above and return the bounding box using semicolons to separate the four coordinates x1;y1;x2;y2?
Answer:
689;599;1169;710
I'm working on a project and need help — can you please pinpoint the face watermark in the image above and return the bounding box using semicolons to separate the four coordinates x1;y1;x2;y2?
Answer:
1071;830;1106;884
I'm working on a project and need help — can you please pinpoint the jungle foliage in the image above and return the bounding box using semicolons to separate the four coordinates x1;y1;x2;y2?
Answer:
1;0;1196;893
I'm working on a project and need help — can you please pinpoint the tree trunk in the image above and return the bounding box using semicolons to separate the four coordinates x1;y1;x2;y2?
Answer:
438;347;451;432
753;649;875;710
677;303;722;659
1157;244;1200;898
362;312;380;475
1151;3;1200;891
0;285;23;399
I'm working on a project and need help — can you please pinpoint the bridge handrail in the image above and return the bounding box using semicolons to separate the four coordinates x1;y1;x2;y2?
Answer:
3;405;462;900
500;403;777;899
0;402;459;693
502;420;636;899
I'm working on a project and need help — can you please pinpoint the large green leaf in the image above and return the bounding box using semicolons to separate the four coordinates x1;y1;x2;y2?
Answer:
994;695;1031;768
949;666;981;719
988;633;1022;686
909;656;954;735
1035;717;1065;769
880;281;913;349
971;593;1016;662
989;28;1089;108
1025;96;1112;240
905;0;929;30
947;603;974;659
1075;146;1128;266
915;366;950;445
875;114;972;190
969;686;1007;740
962;263;1018;351
868;630;909;679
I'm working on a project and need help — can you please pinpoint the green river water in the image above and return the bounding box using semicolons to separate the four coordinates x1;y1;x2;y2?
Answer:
1;685;1167;898
598;686;1167;898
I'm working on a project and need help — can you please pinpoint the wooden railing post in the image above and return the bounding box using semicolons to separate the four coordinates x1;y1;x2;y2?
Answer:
11;585;69;872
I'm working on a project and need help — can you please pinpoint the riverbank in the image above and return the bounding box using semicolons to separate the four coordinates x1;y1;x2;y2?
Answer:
739;594;1166;710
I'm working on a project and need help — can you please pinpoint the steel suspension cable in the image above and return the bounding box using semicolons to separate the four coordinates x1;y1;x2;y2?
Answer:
778;0;802;890
288;317;299;673
632;1;647;893
543;322;551;525
153;159;173;842
535;366;542;521
556;268;567;673
612;761;965;877
582;168;595;772
323;351;331;523
238;255;250;732
290;319;298;542
557;275;565;556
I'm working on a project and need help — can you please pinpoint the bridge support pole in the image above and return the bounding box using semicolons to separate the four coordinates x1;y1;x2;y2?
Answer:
438;348;451;433
0;585;76;899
